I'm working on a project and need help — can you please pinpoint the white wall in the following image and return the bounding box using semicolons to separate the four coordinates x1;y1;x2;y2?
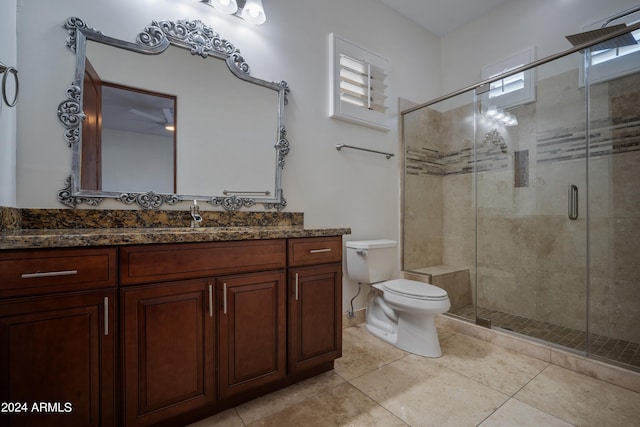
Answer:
102;129;174;194
0;0;17;206
14;0;442;312
440;0;640;94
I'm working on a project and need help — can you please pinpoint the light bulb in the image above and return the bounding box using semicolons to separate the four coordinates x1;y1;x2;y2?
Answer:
208;0;238;14
241;0;266;24
485;105;498;118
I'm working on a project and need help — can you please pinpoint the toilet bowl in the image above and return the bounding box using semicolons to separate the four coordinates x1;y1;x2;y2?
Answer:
346;240;450;358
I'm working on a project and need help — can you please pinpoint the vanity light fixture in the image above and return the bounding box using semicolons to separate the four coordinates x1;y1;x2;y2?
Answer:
202;0;266;25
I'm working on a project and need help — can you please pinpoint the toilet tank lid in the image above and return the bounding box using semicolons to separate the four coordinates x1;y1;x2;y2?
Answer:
346;239;397;249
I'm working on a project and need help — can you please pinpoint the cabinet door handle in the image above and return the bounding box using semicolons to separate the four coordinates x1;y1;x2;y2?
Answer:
208;284;213;318
295;273;299;301
21;270;78;279
104;297;109;336
223;283;227;314
309;248;332;254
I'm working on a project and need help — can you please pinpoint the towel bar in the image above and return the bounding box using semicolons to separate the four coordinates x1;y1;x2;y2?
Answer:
336;144;394;159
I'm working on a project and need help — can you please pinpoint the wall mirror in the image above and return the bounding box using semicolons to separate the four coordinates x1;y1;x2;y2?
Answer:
57;17;290;210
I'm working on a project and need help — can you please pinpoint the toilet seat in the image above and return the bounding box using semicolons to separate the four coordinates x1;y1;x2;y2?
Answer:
382;279;448;301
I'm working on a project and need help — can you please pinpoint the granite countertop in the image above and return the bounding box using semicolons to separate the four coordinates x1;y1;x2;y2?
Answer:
0;226;352;250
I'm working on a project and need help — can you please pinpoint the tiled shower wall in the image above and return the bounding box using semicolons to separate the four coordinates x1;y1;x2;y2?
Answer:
404;69;640;344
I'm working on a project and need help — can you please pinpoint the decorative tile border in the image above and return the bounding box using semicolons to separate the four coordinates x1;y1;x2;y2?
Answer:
407;116;640;178
537;116;640;164
406;129;509;177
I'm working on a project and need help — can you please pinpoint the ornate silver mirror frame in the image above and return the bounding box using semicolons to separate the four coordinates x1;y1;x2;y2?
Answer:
57;17;290;210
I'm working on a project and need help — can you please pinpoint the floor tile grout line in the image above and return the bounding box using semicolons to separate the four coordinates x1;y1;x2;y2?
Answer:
478;363;570;427
234;407;248;427
507;363;579;426
345;375;411;426
336;351;410;383
238;373;351;425
433;331;552;398
474;398;511;427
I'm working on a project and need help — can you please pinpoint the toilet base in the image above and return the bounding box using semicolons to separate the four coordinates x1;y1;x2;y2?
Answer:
365;322;397;347
396;312;443;358
366;312;443;358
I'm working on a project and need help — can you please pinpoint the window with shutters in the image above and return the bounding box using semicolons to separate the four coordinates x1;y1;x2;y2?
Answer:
329;33;390;131
482;47;536;109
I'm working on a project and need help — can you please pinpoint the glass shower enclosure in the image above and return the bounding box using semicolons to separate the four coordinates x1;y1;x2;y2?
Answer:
401;23;640;371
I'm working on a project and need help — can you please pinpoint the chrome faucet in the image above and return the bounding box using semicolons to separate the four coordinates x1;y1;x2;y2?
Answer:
190;200;203;228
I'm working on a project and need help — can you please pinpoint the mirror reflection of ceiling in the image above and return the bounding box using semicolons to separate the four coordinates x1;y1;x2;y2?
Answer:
101;85;175;137
81;35;280;199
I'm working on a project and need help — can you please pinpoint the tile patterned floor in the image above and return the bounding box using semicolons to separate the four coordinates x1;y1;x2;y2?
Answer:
450;305;640;369
188;324;640;427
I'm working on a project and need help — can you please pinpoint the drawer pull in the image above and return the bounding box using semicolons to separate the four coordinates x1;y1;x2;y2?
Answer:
104;297;109;336
309;248;332;254
21;270;78;279
223;283;228;314
208;284;213;318
295;273;299;301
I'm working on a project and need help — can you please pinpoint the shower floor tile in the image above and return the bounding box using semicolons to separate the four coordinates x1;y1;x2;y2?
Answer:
449;305;640;369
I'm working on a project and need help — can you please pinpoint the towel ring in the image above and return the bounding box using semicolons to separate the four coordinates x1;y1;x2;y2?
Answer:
0;62;19;107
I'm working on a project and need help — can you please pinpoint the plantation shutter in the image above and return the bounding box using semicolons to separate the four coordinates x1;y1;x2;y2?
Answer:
329;33;390;131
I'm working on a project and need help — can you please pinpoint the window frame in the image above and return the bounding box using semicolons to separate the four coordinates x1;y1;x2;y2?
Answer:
482;47;536;109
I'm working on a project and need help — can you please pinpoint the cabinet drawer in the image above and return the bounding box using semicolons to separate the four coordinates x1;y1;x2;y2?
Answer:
0;247;117;298
287;236;342;267
120;240;286;285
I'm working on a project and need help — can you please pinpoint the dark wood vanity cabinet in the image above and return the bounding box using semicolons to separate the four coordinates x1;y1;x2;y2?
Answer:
0;247;117;427
120;279;215;427
119;240;289;426
0;236;343;427
217;271;287;399
287;237;343;373
288;263;342;373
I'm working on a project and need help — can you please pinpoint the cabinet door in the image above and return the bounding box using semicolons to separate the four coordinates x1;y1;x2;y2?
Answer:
121;280;215;427
289;263;342;373
217;271;286;399
0;290;116;427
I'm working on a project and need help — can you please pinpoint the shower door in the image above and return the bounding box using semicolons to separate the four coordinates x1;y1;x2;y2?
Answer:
585;41;640;368
473;51;590;352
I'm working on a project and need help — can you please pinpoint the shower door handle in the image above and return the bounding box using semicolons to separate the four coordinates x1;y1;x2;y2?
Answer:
568;185;578;220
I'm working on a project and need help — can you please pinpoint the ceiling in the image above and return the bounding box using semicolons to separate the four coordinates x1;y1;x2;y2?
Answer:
381;0;512;37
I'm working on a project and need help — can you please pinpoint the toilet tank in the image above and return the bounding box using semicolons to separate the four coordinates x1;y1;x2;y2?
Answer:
346;240;397;284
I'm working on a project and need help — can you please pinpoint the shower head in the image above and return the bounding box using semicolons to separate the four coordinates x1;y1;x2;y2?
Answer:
565;23;637;51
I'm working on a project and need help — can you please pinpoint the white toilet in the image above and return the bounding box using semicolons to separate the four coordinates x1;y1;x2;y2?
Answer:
346;240;450;357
